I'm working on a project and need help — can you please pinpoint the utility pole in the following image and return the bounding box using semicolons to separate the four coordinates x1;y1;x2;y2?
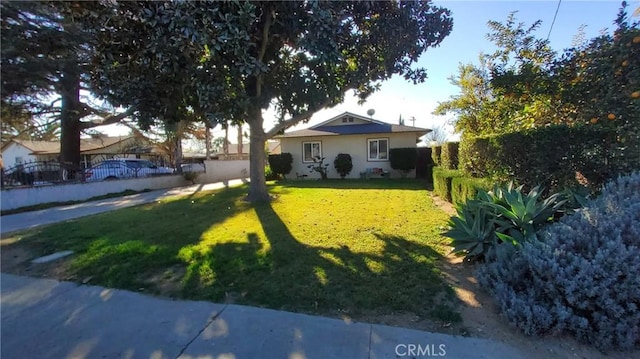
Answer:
410;116;416;127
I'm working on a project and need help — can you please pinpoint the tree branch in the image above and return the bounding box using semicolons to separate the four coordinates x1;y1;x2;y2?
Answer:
79;108;135;129
258;7;273;64
265;99;332;138
255;7;273;98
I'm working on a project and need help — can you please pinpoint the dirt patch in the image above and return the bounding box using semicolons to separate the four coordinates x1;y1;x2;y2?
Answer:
138;265;186;297
1;240;75;281
429;193;456;216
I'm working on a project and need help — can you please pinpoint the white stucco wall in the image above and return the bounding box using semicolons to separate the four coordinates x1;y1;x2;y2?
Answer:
1;175;187;211
200;160;250;183
2;143;36;168
279;133;420;179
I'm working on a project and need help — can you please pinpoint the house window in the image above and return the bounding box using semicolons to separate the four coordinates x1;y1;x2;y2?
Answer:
368;138;388;161
302;141;322;162
15;156;23;164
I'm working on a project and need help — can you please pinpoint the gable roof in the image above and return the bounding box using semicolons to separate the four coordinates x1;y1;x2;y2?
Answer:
276;112;430;138
2;139;59;153
310;111;387;128
1;136;138;155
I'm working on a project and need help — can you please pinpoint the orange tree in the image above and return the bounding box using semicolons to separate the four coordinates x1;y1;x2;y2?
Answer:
550;5;640;173
437;4;639;182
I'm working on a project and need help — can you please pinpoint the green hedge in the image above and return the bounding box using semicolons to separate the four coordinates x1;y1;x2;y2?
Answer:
268;153;293;179
389;147;418;177
440;142;459;170
431;145;442;166
432;166;464;203
459;125;630;192
450;176;492;205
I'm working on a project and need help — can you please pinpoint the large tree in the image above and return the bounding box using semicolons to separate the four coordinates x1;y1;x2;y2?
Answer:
1;1;132;169
85;1;453;201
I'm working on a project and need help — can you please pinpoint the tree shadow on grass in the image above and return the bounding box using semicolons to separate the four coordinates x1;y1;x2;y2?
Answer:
3;185;255;291
4;184;459;323
180;201;459;322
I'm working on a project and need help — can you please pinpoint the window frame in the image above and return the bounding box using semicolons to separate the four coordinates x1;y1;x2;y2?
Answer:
302;141;322;163
367;138;389;161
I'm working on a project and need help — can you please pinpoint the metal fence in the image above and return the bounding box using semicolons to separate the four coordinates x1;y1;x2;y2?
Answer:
1;159;174;189
1;160;82;188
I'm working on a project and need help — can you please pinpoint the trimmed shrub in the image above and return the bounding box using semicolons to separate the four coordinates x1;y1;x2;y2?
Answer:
416;147;434;180
389;148;418;178
431;145;442;166
476;172;640;351
333;153;353;179
440;142;459;170
265;165;278;181
268;153;293;180
183;171;199;184
459;125;624;192
450;176;491;205
432;166;464;202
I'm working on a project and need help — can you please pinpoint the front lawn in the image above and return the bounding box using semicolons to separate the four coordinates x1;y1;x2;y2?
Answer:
4;180;458;321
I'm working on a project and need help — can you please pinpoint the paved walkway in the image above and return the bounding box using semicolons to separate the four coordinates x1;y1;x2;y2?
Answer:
1;178;528;358
0;179;247;235
1;273;526;359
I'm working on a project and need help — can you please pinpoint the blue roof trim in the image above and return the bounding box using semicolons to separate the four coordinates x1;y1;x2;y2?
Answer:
314;123;392;135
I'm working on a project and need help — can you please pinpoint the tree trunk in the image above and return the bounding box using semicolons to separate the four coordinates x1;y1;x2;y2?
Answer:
174;134;182;173
237;124;243;154
205;126;211;160
223;126;229;155
246;108;270;202
59;61;81;172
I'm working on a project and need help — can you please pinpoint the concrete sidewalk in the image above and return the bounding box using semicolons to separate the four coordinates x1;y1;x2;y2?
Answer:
0;179;248;235
0;273;527;359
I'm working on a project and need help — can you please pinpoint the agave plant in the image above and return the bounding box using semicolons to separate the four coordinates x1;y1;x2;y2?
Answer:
445;182;576;262
445;200;498;262
486;184;567;243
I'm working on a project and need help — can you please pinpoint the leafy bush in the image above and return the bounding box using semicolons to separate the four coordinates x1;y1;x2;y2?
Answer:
476;172;640;351
268;153;293;180
450;176;491;205
183;171;199;184
445;183;573;262
389;148;418;178
265;165;278;181
459;125;625;192
432;166;464;202
333;153;353;179
440;142;459;170
431;145;442;166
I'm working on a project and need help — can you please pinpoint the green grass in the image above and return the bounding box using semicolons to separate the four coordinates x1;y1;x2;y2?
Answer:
10;179;459;321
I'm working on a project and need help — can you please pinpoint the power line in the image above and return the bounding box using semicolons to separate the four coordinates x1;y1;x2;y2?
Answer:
547;0;562;41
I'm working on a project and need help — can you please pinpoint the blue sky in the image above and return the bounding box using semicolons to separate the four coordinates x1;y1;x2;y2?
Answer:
103;1;637;141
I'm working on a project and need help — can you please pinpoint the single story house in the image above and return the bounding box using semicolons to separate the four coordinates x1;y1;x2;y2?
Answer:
1;135;164;169
276;112;430;179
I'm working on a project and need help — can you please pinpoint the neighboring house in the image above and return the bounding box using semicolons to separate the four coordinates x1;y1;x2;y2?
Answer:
277;112;430;179
1;135;164;169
